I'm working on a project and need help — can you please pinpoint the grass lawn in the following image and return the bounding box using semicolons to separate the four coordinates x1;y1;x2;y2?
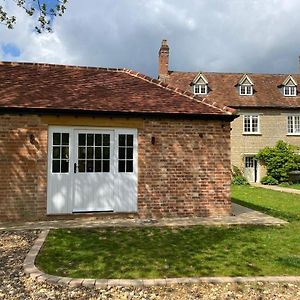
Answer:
279;183;300;190
36;186;300;279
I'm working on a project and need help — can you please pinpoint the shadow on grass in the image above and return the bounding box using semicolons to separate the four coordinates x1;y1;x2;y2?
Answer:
232;198;300;222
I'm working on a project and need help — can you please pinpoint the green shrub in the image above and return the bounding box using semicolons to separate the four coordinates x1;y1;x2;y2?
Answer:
261;176;279;185
255;141;300;183
232;176;249;185
232;165;243;177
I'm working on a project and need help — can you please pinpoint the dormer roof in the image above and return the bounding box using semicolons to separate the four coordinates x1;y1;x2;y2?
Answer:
282;75;297;86
238;74;254;86
192;72;208;85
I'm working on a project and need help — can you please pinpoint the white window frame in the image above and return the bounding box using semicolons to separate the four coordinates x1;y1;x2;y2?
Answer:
193;84;208;95
283;86;297;97
239;85;253;96
243;114;260;134
287;115;300;135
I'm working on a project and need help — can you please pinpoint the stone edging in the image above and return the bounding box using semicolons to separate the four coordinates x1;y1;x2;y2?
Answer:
24;230;300;288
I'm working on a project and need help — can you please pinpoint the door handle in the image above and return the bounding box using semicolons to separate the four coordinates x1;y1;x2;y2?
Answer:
74;163;77;173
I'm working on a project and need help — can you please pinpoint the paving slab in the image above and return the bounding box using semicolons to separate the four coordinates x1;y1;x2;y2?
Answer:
0;203;287;231
252;183;300;195
82;279;96;288
69;278;84;287
95;279;108;289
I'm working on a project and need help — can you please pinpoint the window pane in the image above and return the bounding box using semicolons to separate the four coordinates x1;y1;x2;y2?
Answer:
119;134;126;147
288;116;293;133
87;160;94;172
103;147;110;159
244;116;250;132
61;147;69;159
62;133;69;145
252;116;258;132
61;160;69;173
295;116;300;133
127;135;133;146
95;160;101;172
103;160;110;172
284;87;289;95
79;147;86;159
118;160;125;172
200;85;206;94
240;86;246;95
126;160;133;172
87;134;94;146
95;134;102;146
53;147;60;159
95;147;102;159
53;133;61;145
52;160;60;173
103;134;110;146
87;147;94;159
194;85;200;94
127;147;133;159
78;160;86;173
119;147;126;159
79;134;86;146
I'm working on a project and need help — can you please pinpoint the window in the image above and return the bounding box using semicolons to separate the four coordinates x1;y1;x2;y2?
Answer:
52;132;69;173
245;156;254;168
240;85;253;96
284;86;297;96
118;134;134;173
77;133;110;173
244;115;259;133
194;84;207;95
288;115;300;134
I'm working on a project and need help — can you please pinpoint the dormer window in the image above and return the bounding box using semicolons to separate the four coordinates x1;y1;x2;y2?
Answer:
240;85;253;95
282;75;297;97
284;86;297;96
194;84;207;95
192;72;208;95
238;74;254;96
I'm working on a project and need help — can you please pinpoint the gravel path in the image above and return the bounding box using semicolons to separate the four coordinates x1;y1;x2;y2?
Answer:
1;230;300;300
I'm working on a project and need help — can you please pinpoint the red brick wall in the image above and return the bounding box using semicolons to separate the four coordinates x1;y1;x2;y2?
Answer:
0;114;231;221
138;118;232;218
0;114;48;221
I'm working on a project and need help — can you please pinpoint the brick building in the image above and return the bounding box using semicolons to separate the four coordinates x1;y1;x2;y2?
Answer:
0;62;236;221
159;40;300;182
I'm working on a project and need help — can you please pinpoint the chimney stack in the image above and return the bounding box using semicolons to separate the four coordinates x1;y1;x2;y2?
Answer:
158;39;169;82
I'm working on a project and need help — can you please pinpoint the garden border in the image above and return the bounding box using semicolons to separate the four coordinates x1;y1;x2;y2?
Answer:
23;229;300;288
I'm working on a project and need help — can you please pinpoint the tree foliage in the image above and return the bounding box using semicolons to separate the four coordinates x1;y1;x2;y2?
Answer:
0;0;68;33
255;140;300;183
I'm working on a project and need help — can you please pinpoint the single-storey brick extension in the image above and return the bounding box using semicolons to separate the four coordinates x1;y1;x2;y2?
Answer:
0;62;236;221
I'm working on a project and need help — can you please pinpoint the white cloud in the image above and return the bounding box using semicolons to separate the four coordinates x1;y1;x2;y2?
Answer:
0;0;300;76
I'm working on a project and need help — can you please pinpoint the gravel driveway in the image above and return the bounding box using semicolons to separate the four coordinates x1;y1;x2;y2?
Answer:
1;230;300;300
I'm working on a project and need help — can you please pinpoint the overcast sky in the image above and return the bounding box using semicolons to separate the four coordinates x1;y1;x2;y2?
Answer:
1;0;300;77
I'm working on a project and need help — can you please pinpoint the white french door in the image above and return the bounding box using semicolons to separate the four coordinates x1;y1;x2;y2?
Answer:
73;129;114;212
47;126;138;214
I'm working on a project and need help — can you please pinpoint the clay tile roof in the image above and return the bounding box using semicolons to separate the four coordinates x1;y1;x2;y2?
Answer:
0;62;235;118
167;71;300;108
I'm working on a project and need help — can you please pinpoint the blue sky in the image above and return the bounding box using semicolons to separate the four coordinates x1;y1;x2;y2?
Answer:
1;0;300;77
